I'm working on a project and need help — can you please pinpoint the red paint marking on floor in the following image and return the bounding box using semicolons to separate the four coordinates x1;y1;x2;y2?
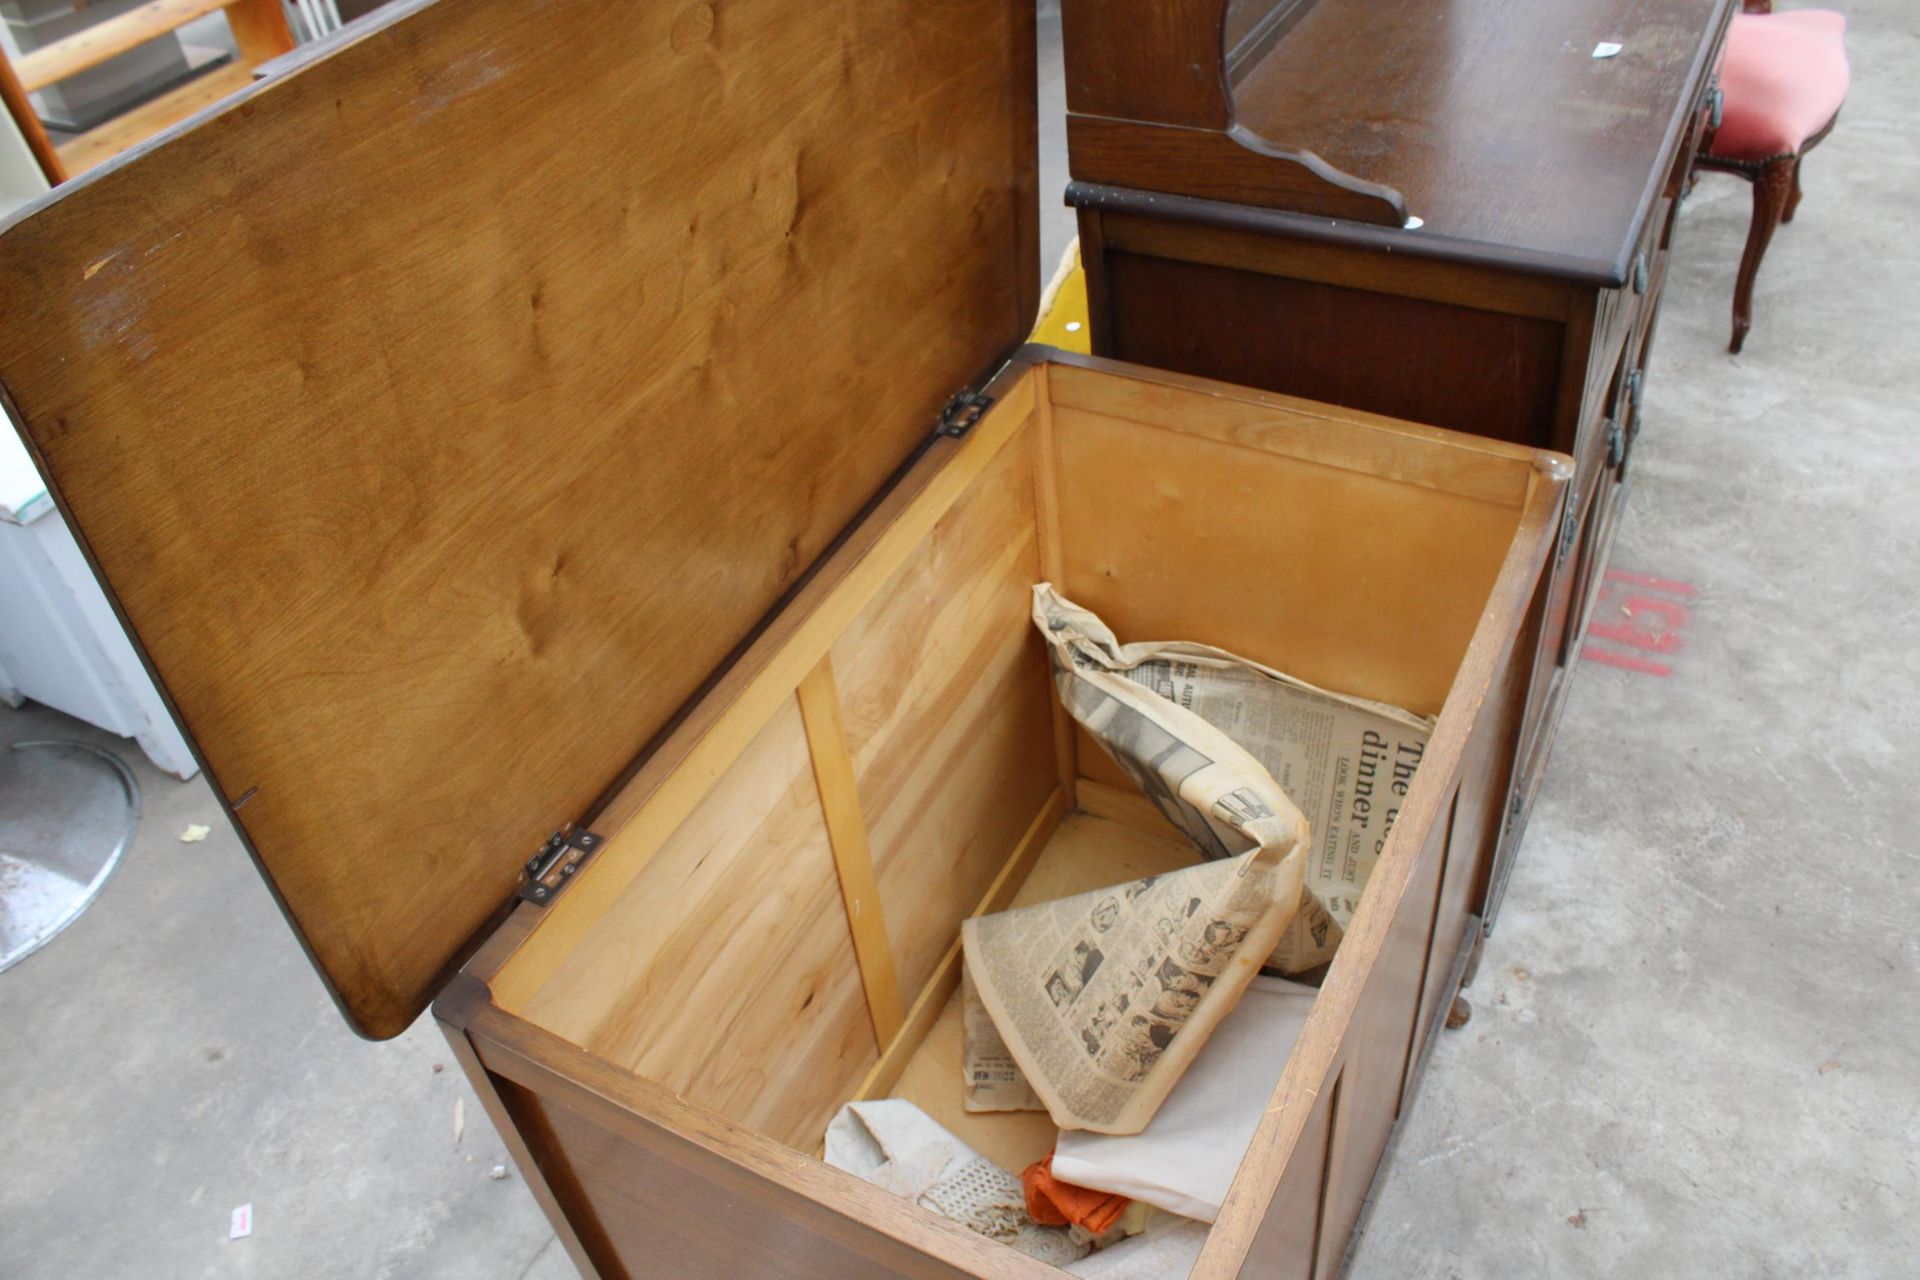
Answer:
1588;620;1684;654
1584;569;1697;676
1602;567;1697;596
1581;645;1673;677
1620;595;1690;628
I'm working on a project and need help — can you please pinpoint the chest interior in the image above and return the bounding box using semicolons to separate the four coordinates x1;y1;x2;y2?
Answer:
479;355;1545;1261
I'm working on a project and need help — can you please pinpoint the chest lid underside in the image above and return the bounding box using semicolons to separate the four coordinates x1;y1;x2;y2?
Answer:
0;0;1040;1038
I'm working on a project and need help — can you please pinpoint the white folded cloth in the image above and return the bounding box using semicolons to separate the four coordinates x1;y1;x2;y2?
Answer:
823;1099;1088;1267
1051;975;1317;1222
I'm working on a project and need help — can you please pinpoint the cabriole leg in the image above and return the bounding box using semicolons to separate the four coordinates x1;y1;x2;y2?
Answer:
1731;155;1797;354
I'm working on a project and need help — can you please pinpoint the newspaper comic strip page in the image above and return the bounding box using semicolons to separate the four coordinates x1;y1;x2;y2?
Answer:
1032;584;1433;961
962;597;1314;1135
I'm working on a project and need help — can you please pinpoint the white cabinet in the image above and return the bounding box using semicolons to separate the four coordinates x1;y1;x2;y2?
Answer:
2;415;199;779
1;109;196;777
0;81;48;220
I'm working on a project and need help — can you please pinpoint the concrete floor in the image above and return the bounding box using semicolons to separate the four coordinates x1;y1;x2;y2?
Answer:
3;1;1916;1276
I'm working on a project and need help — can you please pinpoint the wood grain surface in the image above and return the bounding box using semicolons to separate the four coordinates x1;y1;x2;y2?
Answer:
221;0;296;65
16;0;293;179
852;788;1070;1108
798;656;906;1050
1058;0;1409;224
1067;0;1729;907
487;372;1041;1020
1065;117;1409;226
1059;0;1235;129
1097;249;1567;448
1048;373;1523;720
829;438;1058;1007
466;1001;1058;1280
441;355;1568;1278
1228;0;1737;271
519;697;873;1151
0;0;1039;1038
1094;211;1583;321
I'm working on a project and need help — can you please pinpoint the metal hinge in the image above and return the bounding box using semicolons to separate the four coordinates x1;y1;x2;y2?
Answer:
935;388;994;438
1555;503;1580;567
518;825;603;904
1504;789;1525;831
933;359;1013;439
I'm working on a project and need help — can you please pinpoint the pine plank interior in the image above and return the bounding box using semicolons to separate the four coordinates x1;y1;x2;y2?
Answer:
1045;363;1522;721
458;356;1563;1278
829;437;1061;1010
493;358;1549;1163
515;696;873;1151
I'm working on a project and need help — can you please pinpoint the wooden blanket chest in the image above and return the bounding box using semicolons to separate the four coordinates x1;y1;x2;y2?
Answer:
0;0;1566;1275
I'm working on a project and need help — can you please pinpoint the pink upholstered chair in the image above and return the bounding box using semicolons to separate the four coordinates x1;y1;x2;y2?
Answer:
1695;4;1850;352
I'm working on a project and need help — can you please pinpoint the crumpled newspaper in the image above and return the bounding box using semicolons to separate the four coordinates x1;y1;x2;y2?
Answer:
823;1100;1088;1266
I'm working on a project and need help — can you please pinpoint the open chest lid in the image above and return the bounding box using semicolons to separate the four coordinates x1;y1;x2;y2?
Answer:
0;0;1040;1038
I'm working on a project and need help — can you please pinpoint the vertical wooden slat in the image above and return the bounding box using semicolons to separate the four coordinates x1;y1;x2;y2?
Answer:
0;52;65;185
796;656;905;1047
1029;363;1081;803
494;372;1039;1016
224;0;297;67
851;786;1070;1104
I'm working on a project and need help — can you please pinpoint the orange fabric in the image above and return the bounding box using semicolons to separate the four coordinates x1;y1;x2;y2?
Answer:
1022;1153;1131;1235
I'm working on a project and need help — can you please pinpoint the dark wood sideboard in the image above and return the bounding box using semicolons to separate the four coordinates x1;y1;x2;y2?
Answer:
1063;0;1736;929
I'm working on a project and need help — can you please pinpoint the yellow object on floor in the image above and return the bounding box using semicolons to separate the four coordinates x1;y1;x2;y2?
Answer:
1030;241;1091;353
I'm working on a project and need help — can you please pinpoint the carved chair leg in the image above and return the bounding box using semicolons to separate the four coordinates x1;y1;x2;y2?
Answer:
1783;157;1804;223
1731;155;1797;354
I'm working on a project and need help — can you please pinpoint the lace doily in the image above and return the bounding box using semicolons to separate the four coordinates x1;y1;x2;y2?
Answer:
918;1155;1089;1266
